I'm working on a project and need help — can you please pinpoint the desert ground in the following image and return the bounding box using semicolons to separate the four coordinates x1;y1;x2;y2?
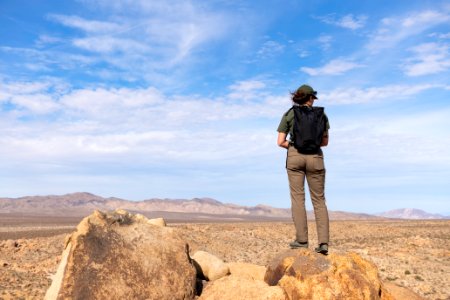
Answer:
0;217;449;300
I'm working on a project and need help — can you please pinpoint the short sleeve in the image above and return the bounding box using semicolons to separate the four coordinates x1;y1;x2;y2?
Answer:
324;113;330;130
277;114;289;133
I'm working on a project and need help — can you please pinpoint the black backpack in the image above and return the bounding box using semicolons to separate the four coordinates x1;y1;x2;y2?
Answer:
292;106;326;154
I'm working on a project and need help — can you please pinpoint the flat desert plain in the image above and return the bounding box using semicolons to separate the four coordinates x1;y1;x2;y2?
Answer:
0;217;449;300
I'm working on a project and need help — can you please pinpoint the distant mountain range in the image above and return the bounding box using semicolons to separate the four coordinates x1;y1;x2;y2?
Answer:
0;192;447;221
376;208;448;220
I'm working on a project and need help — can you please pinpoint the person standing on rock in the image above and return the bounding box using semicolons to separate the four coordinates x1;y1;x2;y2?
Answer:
277;84;330;255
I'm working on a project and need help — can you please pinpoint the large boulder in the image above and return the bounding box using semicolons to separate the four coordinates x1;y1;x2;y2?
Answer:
192;250;229;281
198;275;287;300
264;249;394;300
227;262;266;281
45;210;196;300
382;282;423;300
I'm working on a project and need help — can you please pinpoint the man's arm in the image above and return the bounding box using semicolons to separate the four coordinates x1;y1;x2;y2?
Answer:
321;131;329;147
277;132;290;149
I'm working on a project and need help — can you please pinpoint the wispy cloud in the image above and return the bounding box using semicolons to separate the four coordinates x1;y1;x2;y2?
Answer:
317;14;368;30
228;79;268;101
301;59;363;76
327;107;450;200
7;1;241;85
257;40;285;59
2;78;445;166
317;35;333;50
367;10;450;52
403;42;450;76
0;78;285;173
320;84;439;105
297;49;309;58
72;36;150;54
48;14;123;33
35;34;63;47
0;78;284;127
0;80;64;114
429;32;450;39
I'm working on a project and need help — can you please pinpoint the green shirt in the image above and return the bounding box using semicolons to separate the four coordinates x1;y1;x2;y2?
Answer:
277;106;330;141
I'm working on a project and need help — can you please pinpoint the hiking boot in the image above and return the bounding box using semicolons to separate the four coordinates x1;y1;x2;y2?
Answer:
315;243;328;255
289;240;308;249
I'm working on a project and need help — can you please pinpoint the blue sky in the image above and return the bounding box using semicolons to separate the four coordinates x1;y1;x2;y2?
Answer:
1;0;449;214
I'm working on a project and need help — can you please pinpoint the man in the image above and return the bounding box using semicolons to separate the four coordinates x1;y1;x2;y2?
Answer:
276;84;330;255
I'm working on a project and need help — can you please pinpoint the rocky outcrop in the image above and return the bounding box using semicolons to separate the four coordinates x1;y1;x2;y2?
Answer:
383;282;424;300
45;210;196;300
44;209;412;300
198;275;287;300
192;250;230;281
264;249;394;300
227;262;266;281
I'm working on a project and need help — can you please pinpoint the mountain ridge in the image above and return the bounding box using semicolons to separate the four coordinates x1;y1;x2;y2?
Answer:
0;192;446;220
376;208;448;220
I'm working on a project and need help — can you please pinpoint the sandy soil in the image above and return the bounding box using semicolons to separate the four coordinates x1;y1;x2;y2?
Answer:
0;220;448;300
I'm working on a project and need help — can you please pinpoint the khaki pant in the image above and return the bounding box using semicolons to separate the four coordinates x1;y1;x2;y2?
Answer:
286;146;329;244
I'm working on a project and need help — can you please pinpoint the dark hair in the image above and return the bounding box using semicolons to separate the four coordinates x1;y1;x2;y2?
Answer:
290;90;311;105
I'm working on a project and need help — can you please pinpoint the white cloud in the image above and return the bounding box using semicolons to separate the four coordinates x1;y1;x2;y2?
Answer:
72;36;150;54
1;81;51;95
36;34;63;47
297;49;309;58
60;87;164;115
301;59;363;76
317;35;333;50
48;14;123;33
401;10;448;27
318;14;368;30
320;84;439;105
1;78;286;132
429;32;450;39
0;0;245;87
339;14;368;30
403;42;450;76
2;78;445;165
367;10;450;52
10;94;59;114
48;2;233;70
229;80;266;92
0;81;62;114
228;80;268;101
0;45;97;72
257;40;285;59
329;107;450;168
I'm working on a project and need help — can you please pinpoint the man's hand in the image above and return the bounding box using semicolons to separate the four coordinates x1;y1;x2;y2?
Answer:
277;132;289;149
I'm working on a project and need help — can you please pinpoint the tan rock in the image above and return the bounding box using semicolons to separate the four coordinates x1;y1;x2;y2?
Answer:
265;249;394;300
192;250;230;281
227;262;266;281
147;217;167;227
199;275;287;300
45;209;196;300
4;240;18;249
382;282;424;300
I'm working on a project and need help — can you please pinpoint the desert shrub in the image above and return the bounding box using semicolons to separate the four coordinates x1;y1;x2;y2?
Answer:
386;276;398;281
414;275;424;281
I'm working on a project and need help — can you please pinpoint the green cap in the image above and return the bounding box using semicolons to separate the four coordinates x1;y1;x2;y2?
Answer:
296;84;318;99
